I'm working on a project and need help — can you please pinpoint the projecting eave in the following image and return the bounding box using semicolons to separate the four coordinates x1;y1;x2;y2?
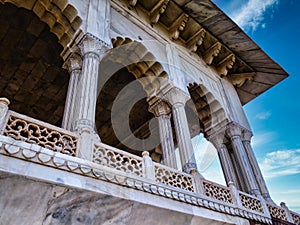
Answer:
173;0;289;105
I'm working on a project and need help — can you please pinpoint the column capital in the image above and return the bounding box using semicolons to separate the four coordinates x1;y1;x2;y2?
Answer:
242;129;253;142
63;53;82;73
226;123;243;138
78;33;110;58
163;87;190;106
148;99;171;117
208;131;227;148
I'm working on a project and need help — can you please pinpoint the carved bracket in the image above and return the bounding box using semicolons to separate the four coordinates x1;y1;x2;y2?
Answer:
186;28;206;52
150;0;170;25
203;42;222;65
128;0;138;7
230;72;255;87
217;54;236;77
170;13;189;40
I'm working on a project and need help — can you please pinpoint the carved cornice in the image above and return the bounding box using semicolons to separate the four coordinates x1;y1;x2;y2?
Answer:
217;54;236;77
186;28;206;52
203;42;222;65
150;0;170;25
230;72;255;87
170;13;189;40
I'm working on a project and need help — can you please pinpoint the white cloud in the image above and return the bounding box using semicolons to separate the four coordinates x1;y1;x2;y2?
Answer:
256;111;271;120
232;0;279;31
251;131;276;148
259;149;300;179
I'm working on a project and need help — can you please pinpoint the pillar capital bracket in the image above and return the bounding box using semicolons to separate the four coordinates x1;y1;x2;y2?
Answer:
162;87;190;106
148;99;171;117
186;28;206;52
226;123;243;138
217;54;236;77
208;131;227;149
242;129;253;142
63;53;82;72
203;42;222;65
78;33;111;58
150;0;170;25
170;13;189;40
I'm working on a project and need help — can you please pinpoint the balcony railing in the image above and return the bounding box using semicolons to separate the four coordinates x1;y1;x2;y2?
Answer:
0;107;299;225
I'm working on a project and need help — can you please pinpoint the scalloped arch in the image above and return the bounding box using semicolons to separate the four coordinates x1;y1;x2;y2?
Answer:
0;0;82;49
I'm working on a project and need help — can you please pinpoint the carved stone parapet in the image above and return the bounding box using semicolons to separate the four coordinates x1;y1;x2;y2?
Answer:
186;28;206;52
203;42;222;65
230;72;255;87
150;0;170;25
78;33;110;59
170;13;189;40
217;54;236;77
0;97;10;134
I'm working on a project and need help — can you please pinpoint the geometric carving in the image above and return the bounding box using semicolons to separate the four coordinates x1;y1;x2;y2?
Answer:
230;72;255;87
93;144;143;177
4;114;78;156
217;54;236;77
203;180;233;204
186;28;206;52
150;0;170;25
170;13;189;40
239;193;264;213
154;164;195;192
203;42;222;65
267;203;287;221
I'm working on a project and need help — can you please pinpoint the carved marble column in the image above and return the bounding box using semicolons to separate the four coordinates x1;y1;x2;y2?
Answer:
209;132;239;189
149;100;177;169
0;97;10;134
226;124;260;195
73;34;108;132
243;130;272;201
62;53;82;131
164;88;197;173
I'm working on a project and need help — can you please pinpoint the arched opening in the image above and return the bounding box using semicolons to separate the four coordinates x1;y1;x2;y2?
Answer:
0;3;71;126
95;37;169;161
186;83;228;184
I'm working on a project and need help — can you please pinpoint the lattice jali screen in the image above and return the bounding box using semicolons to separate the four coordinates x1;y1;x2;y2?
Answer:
154;165;194;192
93;144;143;177
4;113;77;156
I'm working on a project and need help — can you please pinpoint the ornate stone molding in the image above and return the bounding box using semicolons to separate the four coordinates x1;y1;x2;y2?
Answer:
186;28;206;52
78;33;110;58
203;42;222;65
163;87;190;107
170;13;189;40
217;54;236;77
150;0;170;25
230;72;255;87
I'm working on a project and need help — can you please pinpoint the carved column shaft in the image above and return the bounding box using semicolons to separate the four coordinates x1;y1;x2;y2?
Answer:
62;54;82;131
165;88;197;173
227;125;260;195
74;35;107;132
243;131;271;201
149;101;177;169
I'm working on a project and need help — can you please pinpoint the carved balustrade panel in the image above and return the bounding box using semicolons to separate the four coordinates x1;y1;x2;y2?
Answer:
154;164;194;192
291;212;300;225
93;143;143;177
267;203;288;221
202;180;233;204
239;193;264;213
4;112;78;156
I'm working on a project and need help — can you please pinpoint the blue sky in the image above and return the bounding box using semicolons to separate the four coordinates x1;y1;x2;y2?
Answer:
196;0;300;213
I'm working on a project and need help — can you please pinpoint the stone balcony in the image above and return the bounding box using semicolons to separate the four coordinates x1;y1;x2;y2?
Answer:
0;100;299;225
